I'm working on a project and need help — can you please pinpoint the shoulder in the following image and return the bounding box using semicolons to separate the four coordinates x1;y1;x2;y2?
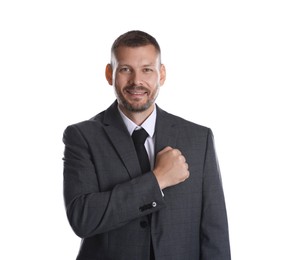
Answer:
157;106;210;134
63;110;106;137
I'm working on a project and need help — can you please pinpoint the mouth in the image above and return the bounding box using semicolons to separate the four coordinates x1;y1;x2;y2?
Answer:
125;87;148;97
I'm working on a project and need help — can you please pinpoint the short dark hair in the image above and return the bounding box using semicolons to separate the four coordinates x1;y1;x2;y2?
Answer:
111;30;161;62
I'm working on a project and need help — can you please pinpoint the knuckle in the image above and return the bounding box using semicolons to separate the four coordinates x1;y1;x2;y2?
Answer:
173;149;181;155
171;149;178;156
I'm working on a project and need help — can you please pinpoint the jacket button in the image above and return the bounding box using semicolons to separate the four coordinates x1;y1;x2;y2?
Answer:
152;202;157;207
140;221;148;228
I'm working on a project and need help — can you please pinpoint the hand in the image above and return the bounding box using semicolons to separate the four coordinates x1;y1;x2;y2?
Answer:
153;146;190;190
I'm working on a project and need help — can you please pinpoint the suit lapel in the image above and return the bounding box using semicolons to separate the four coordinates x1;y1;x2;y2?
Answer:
154;106;179;154
102;101;142;179
101;102;179;179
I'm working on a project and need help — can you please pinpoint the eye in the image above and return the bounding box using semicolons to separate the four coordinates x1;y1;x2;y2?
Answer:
143;68;153;73
119;67;131;73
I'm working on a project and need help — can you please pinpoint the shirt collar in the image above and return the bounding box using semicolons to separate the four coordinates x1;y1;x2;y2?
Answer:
118;106;157;138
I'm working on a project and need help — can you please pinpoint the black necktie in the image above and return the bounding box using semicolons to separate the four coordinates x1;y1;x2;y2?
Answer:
132;128;155;260
132;128;150;173
132;128;155;259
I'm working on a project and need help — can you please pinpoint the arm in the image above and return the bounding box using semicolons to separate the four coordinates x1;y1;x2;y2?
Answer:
63;125;166;238
200;129;231;260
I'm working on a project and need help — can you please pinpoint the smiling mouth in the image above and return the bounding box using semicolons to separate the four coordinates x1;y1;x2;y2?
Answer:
127;90;147;95
125;87;148;96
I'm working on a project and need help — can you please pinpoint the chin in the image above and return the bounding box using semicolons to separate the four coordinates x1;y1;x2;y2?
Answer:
123;100;152;113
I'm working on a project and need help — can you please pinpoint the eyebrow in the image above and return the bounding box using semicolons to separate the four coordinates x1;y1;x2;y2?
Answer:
143;63;155;67
118;63;156;68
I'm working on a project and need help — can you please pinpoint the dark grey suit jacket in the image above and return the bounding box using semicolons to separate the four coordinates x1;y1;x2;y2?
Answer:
63;101;231;260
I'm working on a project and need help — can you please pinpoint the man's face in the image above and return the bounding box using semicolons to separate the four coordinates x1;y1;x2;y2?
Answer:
106;45;166;115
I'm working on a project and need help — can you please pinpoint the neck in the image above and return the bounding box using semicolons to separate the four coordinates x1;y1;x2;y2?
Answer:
119;104;155;126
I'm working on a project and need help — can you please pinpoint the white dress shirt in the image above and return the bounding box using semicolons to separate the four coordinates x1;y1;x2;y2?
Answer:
118;106;156;169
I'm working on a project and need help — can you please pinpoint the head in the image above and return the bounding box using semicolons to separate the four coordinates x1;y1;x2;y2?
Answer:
105;30;166;116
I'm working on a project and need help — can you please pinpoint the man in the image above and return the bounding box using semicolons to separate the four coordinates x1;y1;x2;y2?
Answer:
63;30;231;260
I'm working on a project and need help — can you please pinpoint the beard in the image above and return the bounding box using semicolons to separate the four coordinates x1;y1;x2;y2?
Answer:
115;85;159;113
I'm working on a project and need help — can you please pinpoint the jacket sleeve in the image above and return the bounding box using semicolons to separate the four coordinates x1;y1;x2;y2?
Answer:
200;129;231;260
62;124;166;238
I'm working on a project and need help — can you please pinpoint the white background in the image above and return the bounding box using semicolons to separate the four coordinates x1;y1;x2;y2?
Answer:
1;1;286;259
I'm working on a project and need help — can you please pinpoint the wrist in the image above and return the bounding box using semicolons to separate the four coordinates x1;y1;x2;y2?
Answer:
153;170;166;190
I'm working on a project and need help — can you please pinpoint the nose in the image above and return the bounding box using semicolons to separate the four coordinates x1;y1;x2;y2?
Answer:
130;71;143;86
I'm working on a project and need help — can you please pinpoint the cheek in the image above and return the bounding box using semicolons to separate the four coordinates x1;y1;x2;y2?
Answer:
115;75;127;87
145;74;160;86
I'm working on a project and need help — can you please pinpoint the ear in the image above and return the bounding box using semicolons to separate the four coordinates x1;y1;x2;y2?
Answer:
105;64;113;85
159;64;166;86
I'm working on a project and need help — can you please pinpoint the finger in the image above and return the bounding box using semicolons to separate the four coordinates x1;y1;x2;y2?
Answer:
172;148;183;156
159;146;173;154
178;154;186;163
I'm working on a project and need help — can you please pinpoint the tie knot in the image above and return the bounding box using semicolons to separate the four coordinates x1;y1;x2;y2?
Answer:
132;128;149;144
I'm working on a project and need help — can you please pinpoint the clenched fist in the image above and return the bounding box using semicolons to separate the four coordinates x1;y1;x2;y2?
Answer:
153;146;190;190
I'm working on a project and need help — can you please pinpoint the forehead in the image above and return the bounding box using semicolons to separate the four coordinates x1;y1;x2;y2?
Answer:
113;45;160;65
